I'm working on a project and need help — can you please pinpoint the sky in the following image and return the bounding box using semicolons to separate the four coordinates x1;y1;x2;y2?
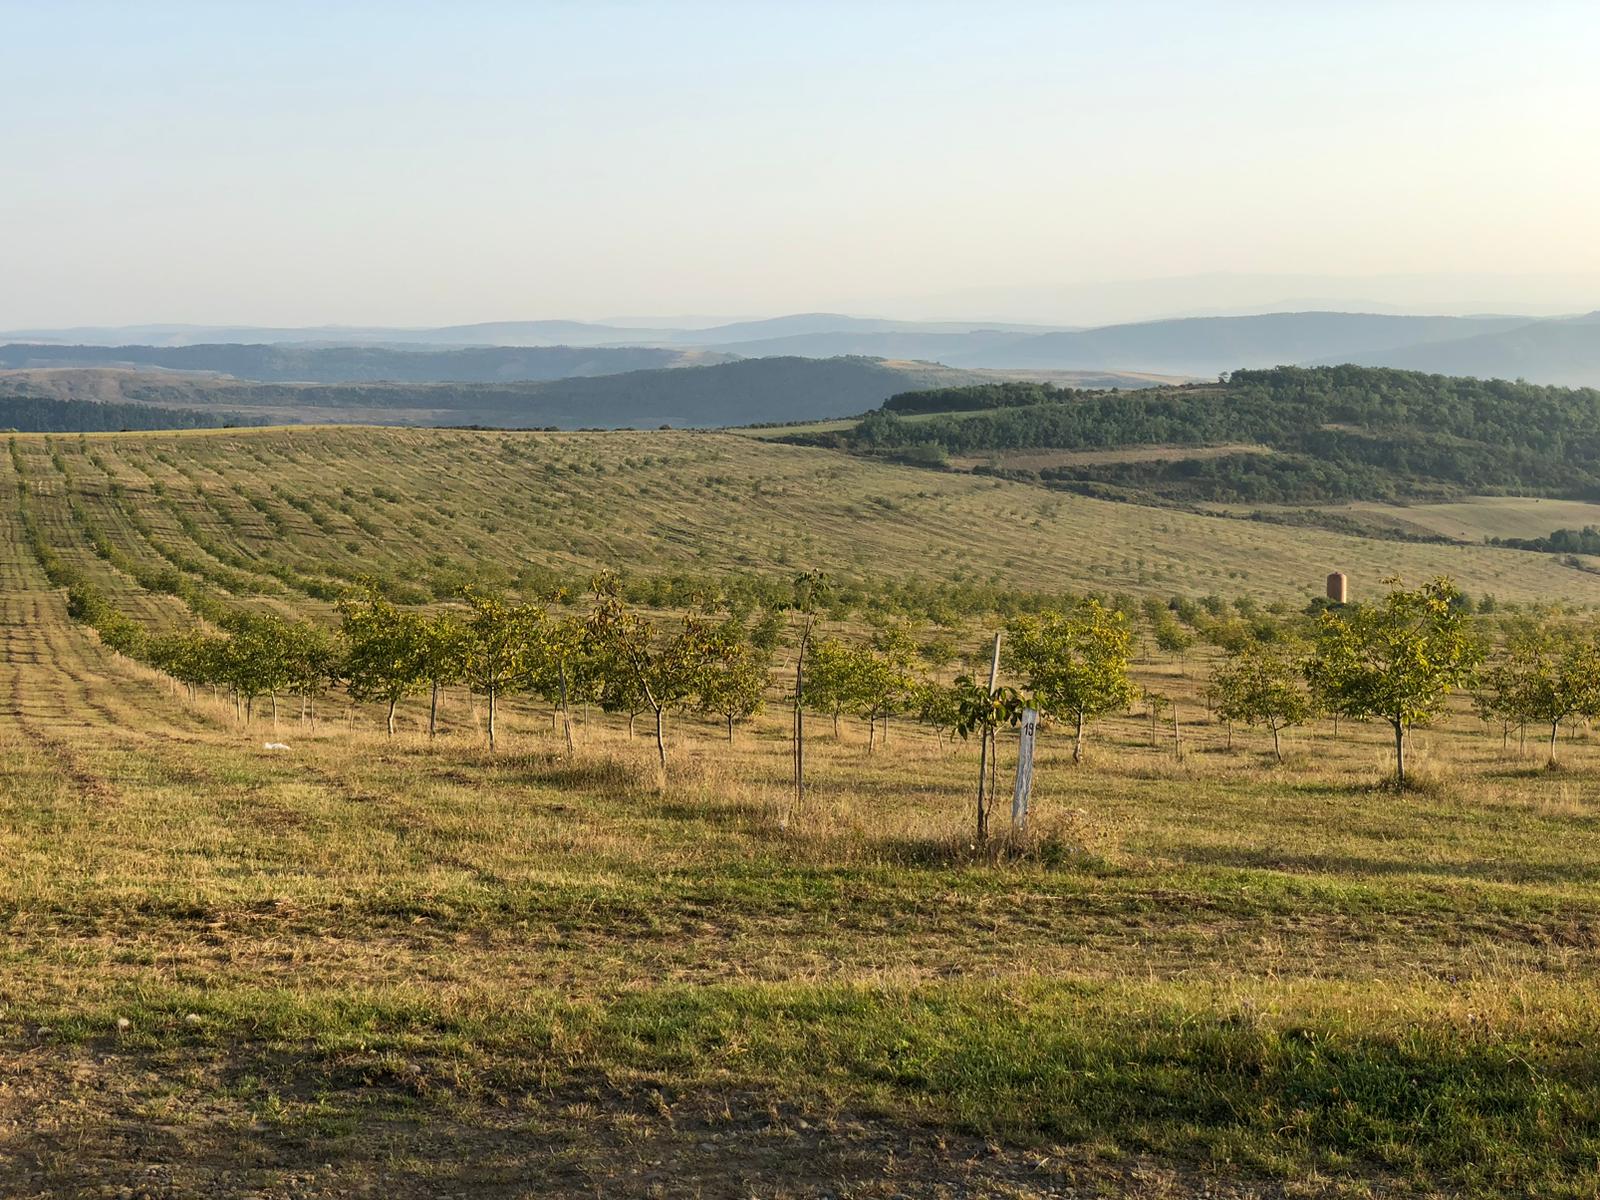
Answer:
5;0;1600;328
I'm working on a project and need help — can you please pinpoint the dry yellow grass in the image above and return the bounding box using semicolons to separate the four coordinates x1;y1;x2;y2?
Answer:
11;426;1600;610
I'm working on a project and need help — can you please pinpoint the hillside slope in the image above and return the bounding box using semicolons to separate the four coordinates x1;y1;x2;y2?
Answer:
819;365;1600;506
0;392;254;432
1339;312;1600;386
8;424;1598;611
0;357;995;429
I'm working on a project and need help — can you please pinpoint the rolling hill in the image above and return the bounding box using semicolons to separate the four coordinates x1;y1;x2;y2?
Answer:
0;357;999;429
14;308;1600;388
9;422;1599;612
1336;311;1600;386
809;365;1600;509
0;392;254;433
938;312;1533;374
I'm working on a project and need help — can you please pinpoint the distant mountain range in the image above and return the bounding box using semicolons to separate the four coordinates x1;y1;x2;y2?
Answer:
1322;311;1600;388
0;313;1075;351
0;343;725;384
5;307;1599;391
0;320;670;349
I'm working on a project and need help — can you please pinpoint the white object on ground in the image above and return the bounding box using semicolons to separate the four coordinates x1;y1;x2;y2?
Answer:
263;742;291;751
1012;708;1038;832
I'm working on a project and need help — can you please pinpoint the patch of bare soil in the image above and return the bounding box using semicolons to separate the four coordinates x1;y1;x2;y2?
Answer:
0;1045;1339;1199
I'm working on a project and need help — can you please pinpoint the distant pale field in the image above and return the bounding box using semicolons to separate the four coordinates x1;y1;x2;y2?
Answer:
1337;496;1600;542
1219;495;1600;546
10;425;1600;609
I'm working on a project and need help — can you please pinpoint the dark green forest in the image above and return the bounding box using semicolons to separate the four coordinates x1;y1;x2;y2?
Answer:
804;366;1600;504
1491;526;1600;555
881;380;1095;414
0;395;253;433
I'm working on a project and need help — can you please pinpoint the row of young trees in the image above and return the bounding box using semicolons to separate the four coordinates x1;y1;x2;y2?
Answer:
131;576;778;768
1203;579;1600;779
57;554;1598;812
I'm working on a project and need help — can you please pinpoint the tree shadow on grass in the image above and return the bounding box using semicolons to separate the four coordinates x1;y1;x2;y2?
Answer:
1169;843;1600;888
644;797;774;828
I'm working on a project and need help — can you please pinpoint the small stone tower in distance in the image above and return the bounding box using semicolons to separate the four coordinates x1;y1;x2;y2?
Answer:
1326;572;1348;604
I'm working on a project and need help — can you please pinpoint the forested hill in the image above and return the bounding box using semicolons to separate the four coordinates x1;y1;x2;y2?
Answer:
0;394;256;433
797;365;1600;504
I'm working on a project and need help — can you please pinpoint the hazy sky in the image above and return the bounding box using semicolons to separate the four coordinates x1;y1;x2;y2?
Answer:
6;1;1600;327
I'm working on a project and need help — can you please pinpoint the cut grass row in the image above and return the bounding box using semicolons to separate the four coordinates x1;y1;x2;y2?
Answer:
15;426;1600;610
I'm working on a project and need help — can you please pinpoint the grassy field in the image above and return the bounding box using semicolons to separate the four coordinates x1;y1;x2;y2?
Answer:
9;425;1600;609
1335;497;1600;544
6;426;1600;1197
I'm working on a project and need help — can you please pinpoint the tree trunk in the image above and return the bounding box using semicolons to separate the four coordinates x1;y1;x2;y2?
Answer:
487;685;497;751
1271;722;1282;763
989;727;998;802
387;697;397;738
726;714;735;742
628;711;637;739
429;681;439;739
1073;710;1085;764
1393;719;1406;785
868;715;876;754
653;706;667;769
245;696;253;725
793;648;805;810
976;632;1002;840
976;725;990;842
1550;720;1561;765
558;664;574;755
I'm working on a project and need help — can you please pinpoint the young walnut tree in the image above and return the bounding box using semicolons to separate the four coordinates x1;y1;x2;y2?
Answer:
1214;639;1313;762
1305;577;1481;784
1479;616;1600;765
1007;600;1138;764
